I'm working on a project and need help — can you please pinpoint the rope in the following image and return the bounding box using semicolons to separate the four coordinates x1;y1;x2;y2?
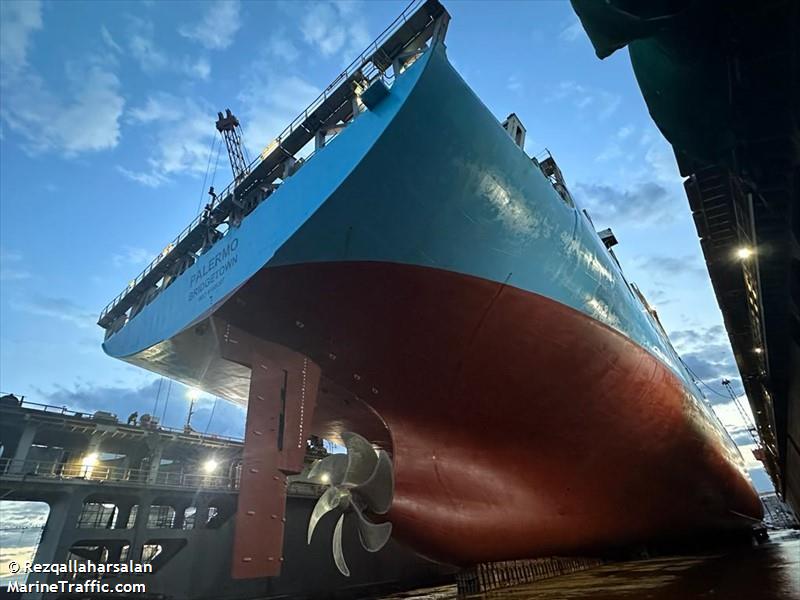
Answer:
197;136;218;215
152;377;163;417
237;123;252;166
203;397;219;435
680;357;763;446
209;139;222;191
161;380;172;424
679;358;733;400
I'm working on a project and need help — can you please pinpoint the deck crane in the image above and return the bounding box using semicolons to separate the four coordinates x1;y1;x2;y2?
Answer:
215;109;250;183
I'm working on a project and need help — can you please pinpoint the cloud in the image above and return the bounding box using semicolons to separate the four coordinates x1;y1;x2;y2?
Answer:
710;397;760;454
546;80;621;120
644;138;681;182
0;500;48;583
11;294;96;329
116;165;169;188
300;1;370;62
127;17;168;71
266;30;300;63
179;0;241;50
0;0;42;75
507;74;522;93
0;3;124;156
237;68;319;159
100;24;122;53
573;181;679;227
632;254;706;279
43;380;246;439
670;324;725;351
124;18;211;81
186;56;211;80
559;17;584;42
667;323;740;388
0;248;31;282
641;287;674;307
121;93;218;186
111;246;152;268
0;501;49;529
596;125;636;161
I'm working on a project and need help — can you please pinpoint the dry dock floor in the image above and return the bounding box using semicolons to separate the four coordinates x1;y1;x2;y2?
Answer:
380;530;799;600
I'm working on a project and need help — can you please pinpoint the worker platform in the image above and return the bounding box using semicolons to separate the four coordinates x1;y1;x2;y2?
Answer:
0;395;453;599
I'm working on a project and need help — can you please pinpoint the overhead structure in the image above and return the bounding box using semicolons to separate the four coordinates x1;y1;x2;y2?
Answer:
571;0;799;512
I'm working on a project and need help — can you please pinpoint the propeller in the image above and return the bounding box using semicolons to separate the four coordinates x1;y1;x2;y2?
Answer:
306;432;394;576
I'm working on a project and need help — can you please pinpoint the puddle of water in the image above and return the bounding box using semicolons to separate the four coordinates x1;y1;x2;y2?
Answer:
379;531;800;600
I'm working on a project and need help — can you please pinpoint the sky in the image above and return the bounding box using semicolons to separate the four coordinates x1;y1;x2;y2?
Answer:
0;0;773;557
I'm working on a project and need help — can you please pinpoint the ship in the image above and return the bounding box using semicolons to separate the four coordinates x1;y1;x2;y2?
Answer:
97;0;762;579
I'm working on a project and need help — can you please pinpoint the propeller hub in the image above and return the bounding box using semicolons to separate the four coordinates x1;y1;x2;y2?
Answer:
305;433;395;576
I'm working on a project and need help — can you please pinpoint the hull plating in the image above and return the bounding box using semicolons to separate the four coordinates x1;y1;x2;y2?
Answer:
103;41;762;564
215;260;762;563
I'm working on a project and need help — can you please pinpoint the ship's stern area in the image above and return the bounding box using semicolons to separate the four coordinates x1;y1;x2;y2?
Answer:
126;259;762;570
102;41;761;572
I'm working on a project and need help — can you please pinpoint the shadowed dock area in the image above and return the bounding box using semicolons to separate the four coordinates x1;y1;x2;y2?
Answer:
381;531;800;599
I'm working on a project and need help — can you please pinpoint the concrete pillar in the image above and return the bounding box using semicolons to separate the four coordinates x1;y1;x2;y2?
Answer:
173;499;191;529
114;498;136;530
22;491;84;600
129;491;153;561
146;445;163;484
194;498;210;530
105;540;127;563
315;130;326;150
8;422;37;474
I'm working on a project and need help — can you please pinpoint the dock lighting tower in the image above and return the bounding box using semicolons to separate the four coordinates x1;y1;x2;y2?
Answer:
735;246;754;260
202;458;218;474
215;108;250;183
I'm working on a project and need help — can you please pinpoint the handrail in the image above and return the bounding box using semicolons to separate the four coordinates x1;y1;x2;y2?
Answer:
1;397;244;444
0;458;327;497
0;458;234;490
98;0;431;326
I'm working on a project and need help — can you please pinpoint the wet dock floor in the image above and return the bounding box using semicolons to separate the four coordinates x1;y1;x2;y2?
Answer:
380;530;800;600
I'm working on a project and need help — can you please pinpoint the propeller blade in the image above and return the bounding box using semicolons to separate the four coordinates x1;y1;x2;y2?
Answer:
351;502;392;552
332;513;350;576
341;432;378;486
307;454;347;485
352;449;394;514
307;486;341;545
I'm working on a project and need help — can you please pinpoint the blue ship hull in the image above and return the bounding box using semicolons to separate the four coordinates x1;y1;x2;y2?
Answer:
102;41;761;566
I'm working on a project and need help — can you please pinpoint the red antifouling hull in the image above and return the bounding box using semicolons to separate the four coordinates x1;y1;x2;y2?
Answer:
220;260;763;565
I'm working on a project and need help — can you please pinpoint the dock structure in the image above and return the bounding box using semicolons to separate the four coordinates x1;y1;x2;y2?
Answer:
677;6;798;515
97;0;449;335
0;396;453;598
572;0;799;515
456;557;605;595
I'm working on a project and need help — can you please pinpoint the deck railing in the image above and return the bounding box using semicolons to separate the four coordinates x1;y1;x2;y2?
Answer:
0;458;326;497
98;0;430;327
0;458;234;490
0;396;244;445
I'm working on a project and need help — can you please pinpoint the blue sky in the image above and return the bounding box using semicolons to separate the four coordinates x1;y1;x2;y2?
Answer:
0;0;770;491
